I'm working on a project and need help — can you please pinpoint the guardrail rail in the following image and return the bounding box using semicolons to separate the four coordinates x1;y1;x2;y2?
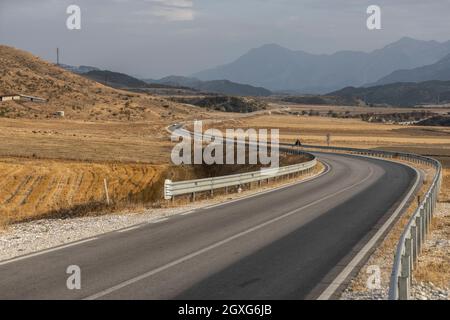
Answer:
164;152;317;201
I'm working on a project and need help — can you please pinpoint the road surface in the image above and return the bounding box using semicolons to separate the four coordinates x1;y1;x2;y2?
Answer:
0;152;418;300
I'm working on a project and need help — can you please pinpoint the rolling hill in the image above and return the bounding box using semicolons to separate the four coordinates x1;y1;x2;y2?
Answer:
0;45;190;121
170;95;268;113
194;38;450;93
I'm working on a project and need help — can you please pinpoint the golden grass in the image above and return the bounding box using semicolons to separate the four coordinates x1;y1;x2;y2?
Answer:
442;169;450;202
230;114;450;149
413;210;450;288
0;158;166;226
0;118;175;163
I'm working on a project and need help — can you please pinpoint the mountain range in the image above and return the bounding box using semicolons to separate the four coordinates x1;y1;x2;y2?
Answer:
193;37;450;94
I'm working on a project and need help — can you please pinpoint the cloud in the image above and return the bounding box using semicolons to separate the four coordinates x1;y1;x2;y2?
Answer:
144;0;195;21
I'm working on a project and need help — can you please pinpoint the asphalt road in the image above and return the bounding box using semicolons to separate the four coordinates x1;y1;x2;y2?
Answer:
0;152;418;300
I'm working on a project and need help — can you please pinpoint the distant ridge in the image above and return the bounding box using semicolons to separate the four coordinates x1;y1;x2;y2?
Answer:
373;53;450;85
145;76;272;96
329;80;450;107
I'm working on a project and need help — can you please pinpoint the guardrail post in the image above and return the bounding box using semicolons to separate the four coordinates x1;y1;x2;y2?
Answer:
422;210;427;247
406;237;413;281
416;216;423;255
164;179;173;201
399;244;411;300
411;224;418;267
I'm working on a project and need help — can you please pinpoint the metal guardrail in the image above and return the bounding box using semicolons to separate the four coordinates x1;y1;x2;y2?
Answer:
295;144;442;300
164;154;317;201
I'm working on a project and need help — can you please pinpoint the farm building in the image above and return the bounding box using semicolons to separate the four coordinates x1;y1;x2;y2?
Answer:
0;94;47;103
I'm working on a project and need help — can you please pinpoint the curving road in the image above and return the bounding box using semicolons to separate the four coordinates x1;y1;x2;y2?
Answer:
0;152;419;300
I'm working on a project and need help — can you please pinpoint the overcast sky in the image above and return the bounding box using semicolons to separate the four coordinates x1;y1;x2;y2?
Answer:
1;0;450;78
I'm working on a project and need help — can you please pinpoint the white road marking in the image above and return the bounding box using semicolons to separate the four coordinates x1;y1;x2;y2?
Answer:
117;225;143;233
84;167;374;300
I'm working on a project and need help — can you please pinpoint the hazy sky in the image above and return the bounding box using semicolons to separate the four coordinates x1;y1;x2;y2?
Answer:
1;0;450;78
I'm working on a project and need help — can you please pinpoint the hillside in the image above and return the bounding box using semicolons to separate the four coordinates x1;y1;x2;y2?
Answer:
0;45;190;121
170;96;268;113
280;95;360;106
329;81;450;107
375;54;450;85
194;38;450;93
147;76;272;96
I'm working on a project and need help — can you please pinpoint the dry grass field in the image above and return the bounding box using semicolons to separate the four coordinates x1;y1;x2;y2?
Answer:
217;113;450;199
267;102;450;116
0;118;174;163
0;158;166;227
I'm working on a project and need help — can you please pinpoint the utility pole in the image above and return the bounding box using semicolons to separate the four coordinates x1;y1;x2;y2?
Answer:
56;48;60;65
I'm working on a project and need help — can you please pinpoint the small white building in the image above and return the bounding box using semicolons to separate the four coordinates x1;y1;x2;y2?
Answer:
0;94;21;102
0;94;46;103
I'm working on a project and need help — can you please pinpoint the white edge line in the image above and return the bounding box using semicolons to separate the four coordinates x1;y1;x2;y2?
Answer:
117;225;143;233
316;159;421;300
180;210;195;216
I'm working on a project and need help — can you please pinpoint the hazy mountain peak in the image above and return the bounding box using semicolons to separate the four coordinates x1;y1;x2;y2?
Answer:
383;36;440;49
194;38;450;93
